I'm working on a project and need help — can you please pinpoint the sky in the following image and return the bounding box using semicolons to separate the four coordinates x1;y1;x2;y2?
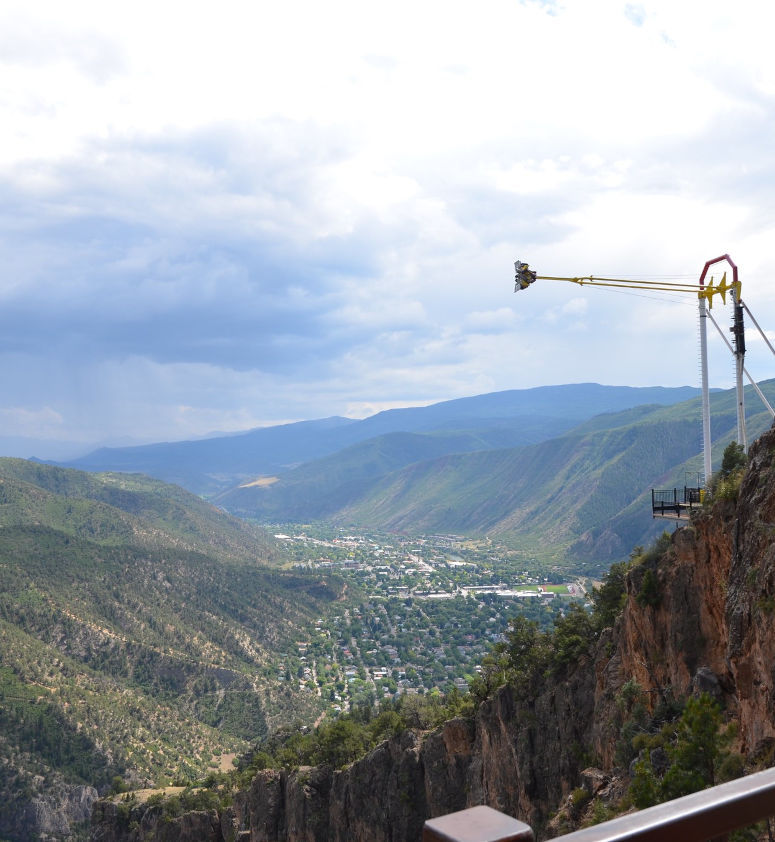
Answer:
2;0;775;456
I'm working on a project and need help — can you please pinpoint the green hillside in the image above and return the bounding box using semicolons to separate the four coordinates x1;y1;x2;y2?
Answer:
0;460;342;839
333;383;775;565
214;428;569;520
331;417;706;550
214;382;775;570
0;458;276;562
571;404;775;559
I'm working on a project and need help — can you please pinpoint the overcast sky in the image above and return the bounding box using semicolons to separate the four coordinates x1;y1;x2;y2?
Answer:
2;0;775;455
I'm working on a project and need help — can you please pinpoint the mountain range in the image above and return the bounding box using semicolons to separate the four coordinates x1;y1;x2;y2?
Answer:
5;380;775;840
61;382;775;568
63;384;704;495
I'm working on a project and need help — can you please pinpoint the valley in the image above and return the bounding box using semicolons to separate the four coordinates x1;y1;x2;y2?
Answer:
0;456;588;842
64;381;775;567
89;427;775;842
4;381;775;841
273;528;586;712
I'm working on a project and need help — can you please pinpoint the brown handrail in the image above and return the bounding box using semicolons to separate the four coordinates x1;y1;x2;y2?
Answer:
423;766;775;842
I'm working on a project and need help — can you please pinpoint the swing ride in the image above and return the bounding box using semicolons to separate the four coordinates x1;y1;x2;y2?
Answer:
513;255;775;519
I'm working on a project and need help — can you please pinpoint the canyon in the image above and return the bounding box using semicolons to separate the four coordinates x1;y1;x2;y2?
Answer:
90;423;775;841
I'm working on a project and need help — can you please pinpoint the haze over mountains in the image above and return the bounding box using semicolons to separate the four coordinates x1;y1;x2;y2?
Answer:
59;381;775;567
65;383;703;490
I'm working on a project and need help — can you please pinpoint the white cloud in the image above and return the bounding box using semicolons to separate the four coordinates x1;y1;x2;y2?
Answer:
1;0;775;445
0;406;64;438
344;399;436;418
465;308;519;332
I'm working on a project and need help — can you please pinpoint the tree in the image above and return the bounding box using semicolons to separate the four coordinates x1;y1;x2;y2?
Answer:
503;615;552;693
720;441;747;478
628;693;741;808
589;561;629;629
661;694;731;798
552;604;594;667
636;568;661;609
505;616;545;668
469;649;512;703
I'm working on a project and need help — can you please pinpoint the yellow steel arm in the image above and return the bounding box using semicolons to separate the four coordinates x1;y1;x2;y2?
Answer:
513;261;741;306
536;275;702;294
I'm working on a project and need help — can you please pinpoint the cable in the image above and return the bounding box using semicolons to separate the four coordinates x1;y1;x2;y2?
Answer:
706;309;775;419
550;282;696;307
600;287;695;305
584;273;698;281
741;301;775;360
537;275;702;293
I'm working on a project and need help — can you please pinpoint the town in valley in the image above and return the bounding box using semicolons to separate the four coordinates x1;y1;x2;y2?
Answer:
272;528;589;715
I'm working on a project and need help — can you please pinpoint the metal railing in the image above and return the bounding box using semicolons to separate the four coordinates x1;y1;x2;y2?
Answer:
423;766;775;842
651;486;703;519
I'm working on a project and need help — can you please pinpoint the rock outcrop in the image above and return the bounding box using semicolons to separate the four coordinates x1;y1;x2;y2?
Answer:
91;801;222;842
90;424;775;842
0;781;99;842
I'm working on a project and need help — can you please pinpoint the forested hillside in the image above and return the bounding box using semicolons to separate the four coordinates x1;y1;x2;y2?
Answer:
217;382;775;567
0;458;277;561
0;460;343;842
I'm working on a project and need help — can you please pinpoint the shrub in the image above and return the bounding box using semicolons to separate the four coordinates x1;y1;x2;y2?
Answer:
570;786;592;814
636;568;661;608
627;693;741;807
639;532;671;567
616;678;644;713
708;442;748;502
630;758;660;808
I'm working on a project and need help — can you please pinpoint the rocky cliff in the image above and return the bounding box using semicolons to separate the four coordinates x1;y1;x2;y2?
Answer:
90;424;775;842
1;779;98;842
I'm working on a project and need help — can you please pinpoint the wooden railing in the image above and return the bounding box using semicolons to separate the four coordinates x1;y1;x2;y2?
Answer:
423;766;775;842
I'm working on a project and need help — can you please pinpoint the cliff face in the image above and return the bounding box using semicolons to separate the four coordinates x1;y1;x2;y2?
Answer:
604;428;775;762
91;425;775;842
91;801;223;842
1;780;98;842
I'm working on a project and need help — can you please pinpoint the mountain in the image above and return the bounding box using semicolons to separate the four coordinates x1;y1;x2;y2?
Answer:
91;421;775;842
334;386;775;563
0;460;343;842
61;385;705;495
0;458;278;562
211;428;550;521
346;383;705;436
216;381;775;569
54;382;771;572
62;416;359;496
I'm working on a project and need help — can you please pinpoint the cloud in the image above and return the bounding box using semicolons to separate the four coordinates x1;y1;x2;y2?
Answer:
0;0;774;445
465;308;520;333
0;406;64;438
624;4;646;26
345;399;436;418
0;17;126;83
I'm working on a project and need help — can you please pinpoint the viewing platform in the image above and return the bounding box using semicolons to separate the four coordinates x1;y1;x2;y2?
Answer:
651;486;704;520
